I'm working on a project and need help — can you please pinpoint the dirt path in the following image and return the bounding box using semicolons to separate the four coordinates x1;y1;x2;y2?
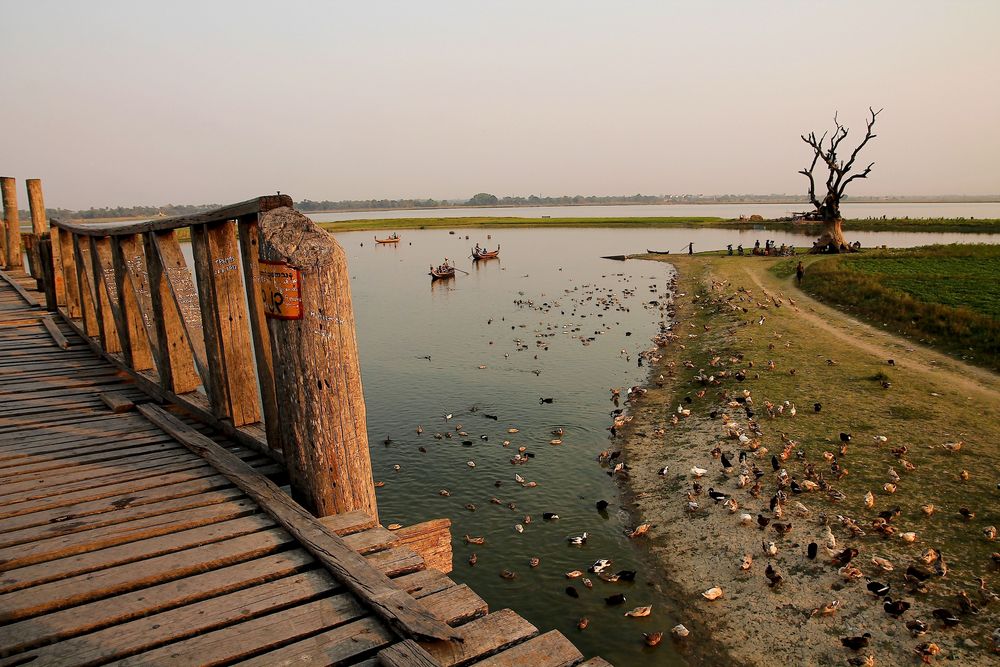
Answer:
739;261;1000;402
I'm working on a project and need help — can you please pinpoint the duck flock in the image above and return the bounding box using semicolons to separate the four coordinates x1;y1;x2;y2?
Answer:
617;274;1000;664
372;266;692;657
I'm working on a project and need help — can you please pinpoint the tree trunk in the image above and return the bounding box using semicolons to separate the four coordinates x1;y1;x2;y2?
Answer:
809;217;851;253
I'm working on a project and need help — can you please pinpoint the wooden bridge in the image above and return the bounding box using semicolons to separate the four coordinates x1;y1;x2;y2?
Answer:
0;179;609;666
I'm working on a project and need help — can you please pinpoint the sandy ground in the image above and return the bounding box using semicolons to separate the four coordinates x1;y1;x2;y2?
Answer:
618;254;1000;666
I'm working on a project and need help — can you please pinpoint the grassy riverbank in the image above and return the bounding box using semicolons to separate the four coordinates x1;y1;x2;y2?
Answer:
778;245;1000;372
619;252;1000;665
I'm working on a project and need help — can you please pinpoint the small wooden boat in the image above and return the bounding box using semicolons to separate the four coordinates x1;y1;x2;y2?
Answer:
646;249;670;255
375;234;400;244
429;263;456;280
472;245;500;260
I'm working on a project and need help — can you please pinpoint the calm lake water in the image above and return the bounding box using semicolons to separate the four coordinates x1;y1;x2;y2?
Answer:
172;226;998;664
331;226;1000;665
311;201;1000;223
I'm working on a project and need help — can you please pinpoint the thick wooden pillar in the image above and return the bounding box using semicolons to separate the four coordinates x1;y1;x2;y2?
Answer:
1;177;21;269
257;206;377;519
25;180;54;292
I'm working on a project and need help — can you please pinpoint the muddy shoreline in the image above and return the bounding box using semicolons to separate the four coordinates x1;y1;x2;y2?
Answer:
616;255;999;666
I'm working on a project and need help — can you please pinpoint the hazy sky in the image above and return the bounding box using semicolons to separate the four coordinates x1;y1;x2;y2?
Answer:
2;1;998;209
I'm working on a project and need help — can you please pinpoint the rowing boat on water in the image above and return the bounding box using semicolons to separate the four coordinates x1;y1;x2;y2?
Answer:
472;246;500;260
429;264;456;280
375;234;400;244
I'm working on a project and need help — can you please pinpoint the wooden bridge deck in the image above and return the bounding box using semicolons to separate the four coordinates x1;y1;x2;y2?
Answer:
0;269;605;667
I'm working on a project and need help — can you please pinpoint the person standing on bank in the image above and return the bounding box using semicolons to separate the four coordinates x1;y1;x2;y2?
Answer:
796;261;805;285
688;242;693;255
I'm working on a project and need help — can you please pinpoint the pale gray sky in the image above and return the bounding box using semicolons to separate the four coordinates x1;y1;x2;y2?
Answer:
2;0;998;209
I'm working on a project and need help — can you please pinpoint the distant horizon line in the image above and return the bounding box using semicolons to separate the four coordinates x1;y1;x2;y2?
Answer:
38;193;1000;215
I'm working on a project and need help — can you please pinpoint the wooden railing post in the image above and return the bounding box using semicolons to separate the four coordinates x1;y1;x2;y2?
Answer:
24;178;49;289
257;206;377;519
37;234;57;310
1;177;22;270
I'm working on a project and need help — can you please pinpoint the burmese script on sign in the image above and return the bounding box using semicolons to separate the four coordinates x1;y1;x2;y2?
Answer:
259;260;303;320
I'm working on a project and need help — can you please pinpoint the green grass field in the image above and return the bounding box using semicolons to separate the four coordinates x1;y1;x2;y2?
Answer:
787;245;1000;370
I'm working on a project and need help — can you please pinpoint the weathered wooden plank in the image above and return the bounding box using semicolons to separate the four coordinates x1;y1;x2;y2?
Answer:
0;526;293;624
0;498;255;570
40;315;69;348
0;550;312;656
0;513;275;599
0;452;201;499
379;640;441;667
0;475;236;535
143;230;201;394
395;518;453;573
469;630;583;667
239;616;397;667
422;609;538;667
0;269;40;307
577;657;614;667
138;403;458;642
99;389;135;413
0;486;246;550
237;216;281;449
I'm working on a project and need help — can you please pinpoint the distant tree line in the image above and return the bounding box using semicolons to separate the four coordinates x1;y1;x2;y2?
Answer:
11;192;997;222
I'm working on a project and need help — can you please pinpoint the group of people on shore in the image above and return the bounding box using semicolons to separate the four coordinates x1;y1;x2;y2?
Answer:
726;239;796;257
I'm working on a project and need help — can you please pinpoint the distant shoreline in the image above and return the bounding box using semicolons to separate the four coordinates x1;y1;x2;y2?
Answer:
302;198;1000;215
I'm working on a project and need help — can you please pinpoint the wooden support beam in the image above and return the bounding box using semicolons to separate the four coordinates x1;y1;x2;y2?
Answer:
110;236;155;371
50;227;66;306
36;235;57;310
149;230;210;390
87;237;121;353
237;215;281;451
136;403;459;644
258;206;377;519
394;519;453;574
109;235;153;371
143;231;200;394
57;226;81;318
1;176;21;269
71;233;101;337
92;237;130;358
190;221;261;426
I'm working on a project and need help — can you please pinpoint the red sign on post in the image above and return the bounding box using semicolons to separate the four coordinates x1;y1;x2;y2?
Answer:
259;260;303;320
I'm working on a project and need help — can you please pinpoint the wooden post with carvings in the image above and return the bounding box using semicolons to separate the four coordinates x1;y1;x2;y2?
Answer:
257;206;377;519
1;177;22;270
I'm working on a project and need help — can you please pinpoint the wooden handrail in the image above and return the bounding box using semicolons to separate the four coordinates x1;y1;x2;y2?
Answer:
49;194;292;237
30;184;376;518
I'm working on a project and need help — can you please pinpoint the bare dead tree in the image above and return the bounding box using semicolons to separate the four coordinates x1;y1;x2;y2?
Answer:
800;107;882;252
